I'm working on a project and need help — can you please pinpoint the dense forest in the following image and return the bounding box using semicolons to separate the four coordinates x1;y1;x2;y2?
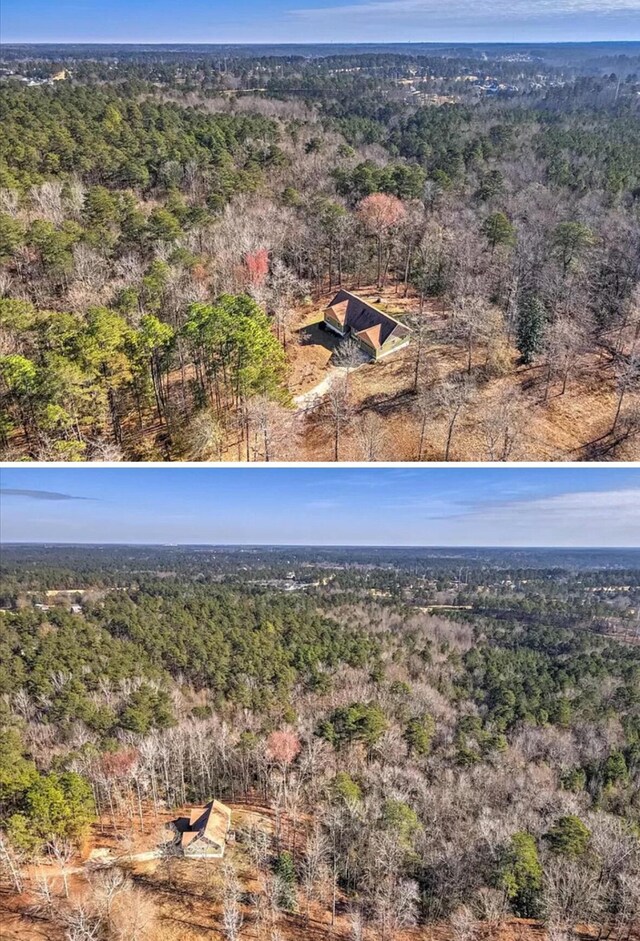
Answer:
1;545;639;940
0;45;639;461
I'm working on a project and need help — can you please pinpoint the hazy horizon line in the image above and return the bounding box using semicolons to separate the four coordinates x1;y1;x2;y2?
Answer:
4;39;640;46
3;541;638;550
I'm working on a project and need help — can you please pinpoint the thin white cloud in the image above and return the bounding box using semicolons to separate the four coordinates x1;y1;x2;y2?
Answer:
427;487;640;547
0;488;95;501
293;0;640;20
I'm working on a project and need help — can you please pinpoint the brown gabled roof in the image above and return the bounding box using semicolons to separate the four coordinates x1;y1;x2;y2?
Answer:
202;800;231;845
355;324;383;349
189;807;205;827
325;300;349;325
324;290;410;346
181;830;199;848
177;799;231;849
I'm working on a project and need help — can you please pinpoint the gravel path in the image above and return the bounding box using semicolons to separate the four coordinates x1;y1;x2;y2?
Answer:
293;366;351;411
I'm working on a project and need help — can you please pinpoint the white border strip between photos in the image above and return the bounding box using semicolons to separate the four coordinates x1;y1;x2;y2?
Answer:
0;460;633;469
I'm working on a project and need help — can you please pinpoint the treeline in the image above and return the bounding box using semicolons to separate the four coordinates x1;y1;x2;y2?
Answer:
0;293;287;459
2;543;638;595
0;582;378;726
0;84;282;191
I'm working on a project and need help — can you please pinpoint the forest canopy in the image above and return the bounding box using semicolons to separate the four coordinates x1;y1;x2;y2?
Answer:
0;544;639;935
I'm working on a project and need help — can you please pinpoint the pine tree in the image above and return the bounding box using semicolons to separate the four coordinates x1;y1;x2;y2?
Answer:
275;850;297;911
516;294;546;365
545;815;591;857
500;832;542;917
481;211;515;252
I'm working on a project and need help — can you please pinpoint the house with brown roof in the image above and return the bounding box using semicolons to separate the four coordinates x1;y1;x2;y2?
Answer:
173;799;231;858
323;290;411;361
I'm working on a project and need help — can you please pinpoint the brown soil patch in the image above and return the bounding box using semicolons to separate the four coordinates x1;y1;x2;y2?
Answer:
288;312;341;397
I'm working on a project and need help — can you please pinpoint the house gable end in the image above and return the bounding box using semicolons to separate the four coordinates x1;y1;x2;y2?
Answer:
325;290;411;349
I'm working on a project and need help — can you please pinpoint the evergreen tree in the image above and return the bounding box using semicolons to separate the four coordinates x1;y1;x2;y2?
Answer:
274;850;297;911
500;832;543;918
404;714;435;756
481;211;515;252
516;294;546;365
545;815;591;857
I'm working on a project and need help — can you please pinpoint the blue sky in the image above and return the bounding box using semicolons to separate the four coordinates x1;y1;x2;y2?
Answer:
0;466;638;546
3;0;639;43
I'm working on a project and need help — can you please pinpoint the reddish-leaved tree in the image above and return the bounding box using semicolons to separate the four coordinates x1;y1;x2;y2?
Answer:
245;248;269;288
266;730;301;766
357;193;406;286
266;730;301;809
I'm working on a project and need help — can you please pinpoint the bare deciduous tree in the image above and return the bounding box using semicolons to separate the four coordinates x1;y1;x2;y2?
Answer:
480;389;529;461
349;905;365;941
450;905;479;941
612;354;640;434
434;373;476;460
302;825;329;919
185;408;224;461
355;410;386;461
0;830;24;894
109;885;157;941
543;316;588;399
543;857;604;937
357;193;406;287
222;861;244;941
48;837;74;899
450;296;491;374
323;373;352;461
334;337;367;390
60;901;103;941
91;866;128;919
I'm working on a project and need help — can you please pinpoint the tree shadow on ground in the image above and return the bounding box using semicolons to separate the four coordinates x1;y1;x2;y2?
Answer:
297;322;340;353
